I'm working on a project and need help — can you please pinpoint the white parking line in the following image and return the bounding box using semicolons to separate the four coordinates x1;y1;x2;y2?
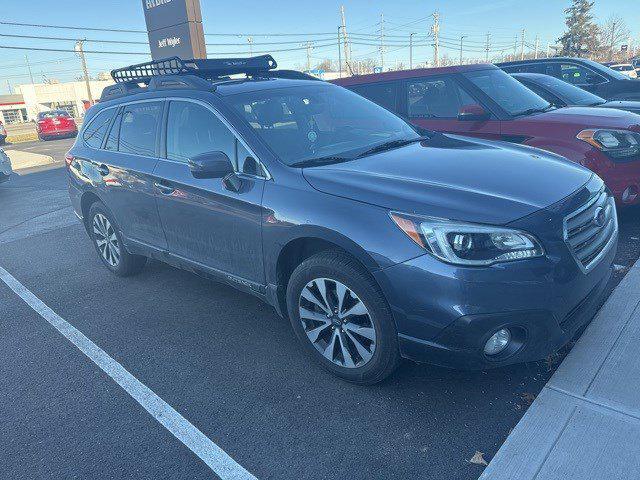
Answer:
0;265;258;480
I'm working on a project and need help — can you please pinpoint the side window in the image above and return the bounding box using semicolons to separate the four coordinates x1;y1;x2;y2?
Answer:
407;77;476;119
118;102;163;156
82;109;116;149
105;111;122;151
559;63;605;86
502;64;544;74
521;82;561;106
349;82;398;112
166;101;236;167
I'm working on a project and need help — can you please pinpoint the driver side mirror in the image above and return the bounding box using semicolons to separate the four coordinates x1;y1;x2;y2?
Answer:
188;151;235;179
457;104;490;121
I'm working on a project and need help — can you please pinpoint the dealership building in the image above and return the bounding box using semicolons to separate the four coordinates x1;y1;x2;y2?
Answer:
0;79;114;124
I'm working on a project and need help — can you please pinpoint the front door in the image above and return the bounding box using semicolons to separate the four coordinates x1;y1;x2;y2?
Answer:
154;99;266;285
403;75;502;140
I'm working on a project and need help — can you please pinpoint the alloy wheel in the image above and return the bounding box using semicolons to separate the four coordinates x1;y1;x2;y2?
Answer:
298;277;376;368
93;213;120;267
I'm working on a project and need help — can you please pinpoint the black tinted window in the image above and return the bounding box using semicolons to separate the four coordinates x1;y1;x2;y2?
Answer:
350;82;398;111
502;63;545;74
118;102;162;156
166;101;236;166
407;77;475;118
82;108;116;149
559;63;605;85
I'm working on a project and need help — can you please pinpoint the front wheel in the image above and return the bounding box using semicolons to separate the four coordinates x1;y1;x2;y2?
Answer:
87;202;147;276
286;251;400;384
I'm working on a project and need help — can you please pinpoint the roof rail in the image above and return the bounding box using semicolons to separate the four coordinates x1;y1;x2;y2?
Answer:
111;55;278;83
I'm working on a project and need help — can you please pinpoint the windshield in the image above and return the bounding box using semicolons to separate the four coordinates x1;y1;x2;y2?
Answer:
464;68;551;116
225;84;419;166
581;58;629;80
530;75;605;106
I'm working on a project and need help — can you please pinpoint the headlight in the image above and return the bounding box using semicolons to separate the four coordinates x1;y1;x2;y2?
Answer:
390;213;544;266
577;129;640;159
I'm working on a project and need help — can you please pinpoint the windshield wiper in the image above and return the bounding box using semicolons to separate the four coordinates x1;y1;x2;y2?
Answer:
355;136;430;159
290;155;351;168
513;105;554;116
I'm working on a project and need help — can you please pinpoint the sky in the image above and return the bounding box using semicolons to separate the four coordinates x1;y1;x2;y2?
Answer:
0;0;638;94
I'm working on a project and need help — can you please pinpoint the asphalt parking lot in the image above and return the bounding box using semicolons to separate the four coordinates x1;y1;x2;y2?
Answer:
2;137;640;480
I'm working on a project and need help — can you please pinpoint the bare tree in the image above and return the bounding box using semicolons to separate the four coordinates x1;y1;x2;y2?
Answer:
600;15;631;61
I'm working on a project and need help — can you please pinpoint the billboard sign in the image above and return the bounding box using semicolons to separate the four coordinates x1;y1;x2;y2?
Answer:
142;0;206;60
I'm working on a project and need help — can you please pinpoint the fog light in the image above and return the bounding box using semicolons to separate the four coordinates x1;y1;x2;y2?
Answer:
484;329;511;355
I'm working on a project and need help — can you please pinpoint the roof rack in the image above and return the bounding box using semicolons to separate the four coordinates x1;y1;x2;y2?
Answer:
111;55;278;83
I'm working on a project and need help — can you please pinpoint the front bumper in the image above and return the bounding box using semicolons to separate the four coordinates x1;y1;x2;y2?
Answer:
375;179;617;370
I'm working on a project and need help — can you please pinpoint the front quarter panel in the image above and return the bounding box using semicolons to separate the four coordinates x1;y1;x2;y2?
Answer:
261;169;425;285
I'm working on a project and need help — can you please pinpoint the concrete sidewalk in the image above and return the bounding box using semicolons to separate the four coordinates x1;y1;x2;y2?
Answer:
4;150;55;170
481;261;640;479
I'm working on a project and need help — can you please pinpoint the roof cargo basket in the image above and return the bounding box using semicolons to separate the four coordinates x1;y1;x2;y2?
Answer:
111;55;278;83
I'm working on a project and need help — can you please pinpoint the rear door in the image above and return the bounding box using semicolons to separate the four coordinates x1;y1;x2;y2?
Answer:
95;100;168;251
153;98;266;286
403;75;502;139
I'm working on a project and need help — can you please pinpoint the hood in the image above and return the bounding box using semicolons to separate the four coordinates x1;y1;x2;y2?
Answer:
302;135;593;225
521;106;640;132
601;100;640;114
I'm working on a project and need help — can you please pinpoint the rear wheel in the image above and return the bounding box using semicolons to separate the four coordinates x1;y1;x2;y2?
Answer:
286;251;400;384
87;202;146;276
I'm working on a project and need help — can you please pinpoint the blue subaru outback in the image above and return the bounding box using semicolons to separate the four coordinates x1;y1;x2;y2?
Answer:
66;56;617;383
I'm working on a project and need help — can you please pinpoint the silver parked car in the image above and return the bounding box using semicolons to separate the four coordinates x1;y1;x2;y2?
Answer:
0;148;12;183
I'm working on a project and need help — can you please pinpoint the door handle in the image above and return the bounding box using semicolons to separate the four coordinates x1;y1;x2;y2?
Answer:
96;163;109;176
154;181;175;195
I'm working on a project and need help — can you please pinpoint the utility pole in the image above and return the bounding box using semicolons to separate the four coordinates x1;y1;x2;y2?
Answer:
459;35;467;65
432;11;440;67
409;33;416;69
485;33;491;62
338;26;343;78
247;37;253;56
379;13;385;70
546;43;551;58
340;5;353;74
6;80;12;95
534;35;540;59
513;34;518;59
74;40;94;105
520;29;526;60
25;55;35;86
305;42;312;72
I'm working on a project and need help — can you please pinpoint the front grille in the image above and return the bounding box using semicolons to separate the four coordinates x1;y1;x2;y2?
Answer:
564;188;617;273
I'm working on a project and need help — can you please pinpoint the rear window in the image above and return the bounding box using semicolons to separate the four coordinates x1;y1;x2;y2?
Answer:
117;102;163;156
82;109;116;149
39;111;70;119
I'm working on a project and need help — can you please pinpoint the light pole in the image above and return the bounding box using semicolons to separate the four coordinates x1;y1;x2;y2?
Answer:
409;33;416;69
459;35;467;65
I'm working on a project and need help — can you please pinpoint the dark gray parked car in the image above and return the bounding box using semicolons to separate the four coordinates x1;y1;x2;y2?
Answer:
66;56;617;383
0;148;12;183
512;72;640;115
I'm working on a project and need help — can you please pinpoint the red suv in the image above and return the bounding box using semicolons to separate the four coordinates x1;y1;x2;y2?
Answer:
333;64;640;205
36;110;78;141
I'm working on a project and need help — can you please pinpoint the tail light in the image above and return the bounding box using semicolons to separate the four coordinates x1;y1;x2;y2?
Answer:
64;152;75;167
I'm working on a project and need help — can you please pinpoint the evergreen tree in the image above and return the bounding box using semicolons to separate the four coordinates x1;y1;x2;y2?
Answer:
557;0;600;57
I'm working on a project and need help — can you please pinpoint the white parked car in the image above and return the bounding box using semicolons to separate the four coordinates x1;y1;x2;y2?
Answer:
0;148;12;183
610;63;638;78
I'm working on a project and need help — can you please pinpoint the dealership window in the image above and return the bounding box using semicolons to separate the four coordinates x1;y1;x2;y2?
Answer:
118;102;163;157
83;108;116;149
2;108;28;124
407;77;475;119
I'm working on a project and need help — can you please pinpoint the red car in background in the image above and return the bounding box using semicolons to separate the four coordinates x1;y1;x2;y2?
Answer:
333;64;640;205
36;110;78;141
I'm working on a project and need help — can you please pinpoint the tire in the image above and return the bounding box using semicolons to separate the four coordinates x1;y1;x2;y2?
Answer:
38;134;46;141
87;201;147;277
286;251;400;384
